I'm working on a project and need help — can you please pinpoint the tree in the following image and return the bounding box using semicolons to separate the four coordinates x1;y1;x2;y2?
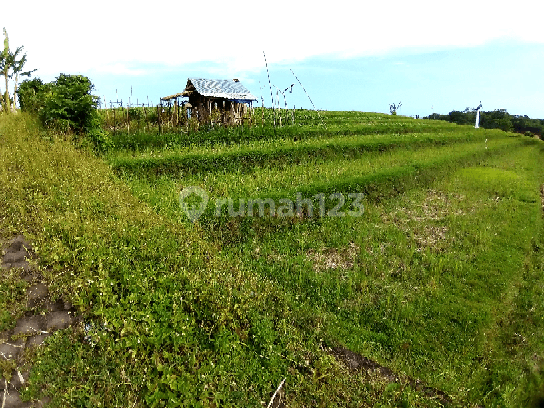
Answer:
19;73;99;133
448;110;474;125
11;49;35;109
18;73;113;151
389;102;402;115
45;74;99;132
0;28;35;112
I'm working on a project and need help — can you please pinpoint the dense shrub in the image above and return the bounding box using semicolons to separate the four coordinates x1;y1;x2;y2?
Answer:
18;74;113;151
44;74;99;133
17;77;49;114
19;74;98;133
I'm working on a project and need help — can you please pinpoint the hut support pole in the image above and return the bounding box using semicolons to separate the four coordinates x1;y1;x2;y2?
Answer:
157;104;162;135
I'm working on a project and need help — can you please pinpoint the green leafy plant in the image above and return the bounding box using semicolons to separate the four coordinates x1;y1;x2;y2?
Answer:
83;115;115;153
19;73;98;133
17;77;48;113
42;74;99;133
18;73;114;152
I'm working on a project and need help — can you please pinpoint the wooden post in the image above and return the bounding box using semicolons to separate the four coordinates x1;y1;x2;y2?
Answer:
157;104;162;135
127;104;130;136
113;108;116;135
174;100;178;128
144;106;148;132
168;102;172;131
176;98;180;129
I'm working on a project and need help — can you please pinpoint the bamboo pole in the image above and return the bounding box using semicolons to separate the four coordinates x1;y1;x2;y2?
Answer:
263;51;276;131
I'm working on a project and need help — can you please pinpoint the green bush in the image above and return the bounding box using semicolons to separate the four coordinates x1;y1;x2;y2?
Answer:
18;73;114;152
84;116;115;153
17;77;49;113
44;74;99;133
18;74;98;133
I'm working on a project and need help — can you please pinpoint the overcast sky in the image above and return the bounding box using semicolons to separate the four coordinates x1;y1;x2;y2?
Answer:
4;0;544;117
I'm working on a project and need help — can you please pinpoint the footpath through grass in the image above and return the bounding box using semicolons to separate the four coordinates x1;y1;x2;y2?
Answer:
1;112;544;407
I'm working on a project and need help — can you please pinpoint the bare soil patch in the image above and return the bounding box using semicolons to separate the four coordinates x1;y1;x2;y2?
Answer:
329;345;456;406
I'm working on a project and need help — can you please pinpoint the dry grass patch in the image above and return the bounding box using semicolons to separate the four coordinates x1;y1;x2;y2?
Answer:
382;189;468;252
306;242;360;273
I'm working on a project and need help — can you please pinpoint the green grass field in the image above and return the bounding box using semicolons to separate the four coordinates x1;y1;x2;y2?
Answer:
1;111;544;407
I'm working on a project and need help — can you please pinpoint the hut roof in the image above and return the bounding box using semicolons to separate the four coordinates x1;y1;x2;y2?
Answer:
183;78;257;102
161;92;185;101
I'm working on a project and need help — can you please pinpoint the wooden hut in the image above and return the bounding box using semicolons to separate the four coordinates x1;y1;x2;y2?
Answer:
176;78;258;125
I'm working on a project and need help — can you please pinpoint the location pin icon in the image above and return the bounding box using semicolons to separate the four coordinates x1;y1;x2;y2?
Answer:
179;186;209;222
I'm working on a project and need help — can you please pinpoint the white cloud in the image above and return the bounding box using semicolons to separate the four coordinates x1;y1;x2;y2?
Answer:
3;0;544;79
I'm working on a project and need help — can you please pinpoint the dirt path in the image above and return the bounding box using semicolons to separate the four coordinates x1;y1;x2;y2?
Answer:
0;235;78;408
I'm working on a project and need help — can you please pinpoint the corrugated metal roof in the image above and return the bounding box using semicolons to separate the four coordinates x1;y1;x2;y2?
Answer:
188;78;257;102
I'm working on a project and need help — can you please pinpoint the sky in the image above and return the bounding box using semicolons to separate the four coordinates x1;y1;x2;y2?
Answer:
3;0;544;118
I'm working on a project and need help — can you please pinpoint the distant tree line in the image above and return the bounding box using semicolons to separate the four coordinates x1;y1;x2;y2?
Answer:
424;108;544;137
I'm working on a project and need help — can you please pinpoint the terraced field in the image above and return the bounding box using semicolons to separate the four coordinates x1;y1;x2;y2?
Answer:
2;111;544;407
103;112;544;406
108;112;521;224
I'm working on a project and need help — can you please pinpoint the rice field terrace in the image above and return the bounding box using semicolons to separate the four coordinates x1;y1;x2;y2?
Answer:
1;111;544;407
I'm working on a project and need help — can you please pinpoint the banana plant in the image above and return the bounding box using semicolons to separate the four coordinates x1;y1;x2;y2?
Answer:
0;28;35;112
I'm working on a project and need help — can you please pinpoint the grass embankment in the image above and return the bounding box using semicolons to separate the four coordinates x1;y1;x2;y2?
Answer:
1;112;544;407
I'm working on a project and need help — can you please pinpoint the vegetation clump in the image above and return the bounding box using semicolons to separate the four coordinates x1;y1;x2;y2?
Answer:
18;74;113;152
